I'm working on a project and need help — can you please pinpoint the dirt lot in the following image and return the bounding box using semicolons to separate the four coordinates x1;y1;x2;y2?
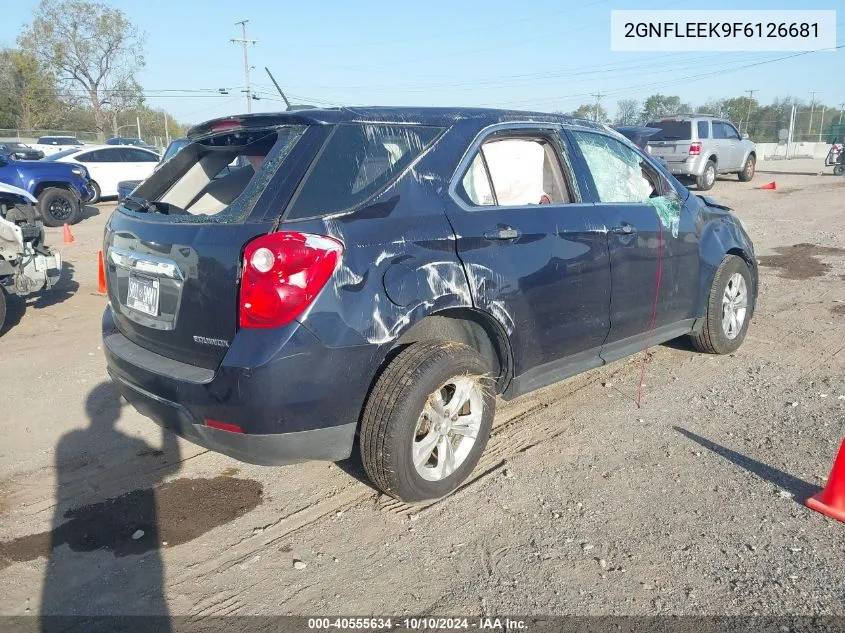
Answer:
0;159;844;618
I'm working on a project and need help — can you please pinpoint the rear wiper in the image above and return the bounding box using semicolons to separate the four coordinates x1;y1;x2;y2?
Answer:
123;195;162;214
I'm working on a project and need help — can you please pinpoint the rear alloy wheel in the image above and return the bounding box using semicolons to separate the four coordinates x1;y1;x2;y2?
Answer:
90;181;101;204
690;255;754;354
360;341;495;503
696;160;716;191
835;164;845;177
738;155;756;182
38;187;80;227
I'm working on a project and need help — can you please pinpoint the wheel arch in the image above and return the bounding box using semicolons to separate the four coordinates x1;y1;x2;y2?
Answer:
696;222;758;318
392;307;513;395
33;181;72;198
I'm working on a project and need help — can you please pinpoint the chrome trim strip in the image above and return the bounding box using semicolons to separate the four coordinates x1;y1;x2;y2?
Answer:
108;247;185;280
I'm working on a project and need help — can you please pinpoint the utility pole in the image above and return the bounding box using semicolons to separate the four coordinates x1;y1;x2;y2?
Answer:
839;102;844;125
231;20;257;114
818;106;826;142
590;92;603;122
744;89;757;134
808;91;819;138
163;111;170;146
136;116;141;140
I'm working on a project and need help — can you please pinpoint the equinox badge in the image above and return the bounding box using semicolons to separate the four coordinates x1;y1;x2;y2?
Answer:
193;335;230;348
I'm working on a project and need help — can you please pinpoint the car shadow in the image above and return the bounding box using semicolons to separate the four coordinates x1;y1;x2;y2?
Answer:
79;204;101;221
334;436;380;494
661;335;698;353
673;426;818;505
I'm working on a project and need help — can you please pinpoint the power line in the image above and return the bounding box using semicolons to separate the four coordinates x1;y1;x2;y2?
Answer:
231;20;257;114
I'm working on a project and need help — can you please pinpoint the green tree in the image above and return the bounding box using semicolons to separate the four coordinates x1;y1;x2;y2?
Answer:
613;99;640;125
20;0;146;137
640;94;685;123
570;103;608;122
0;49;63;129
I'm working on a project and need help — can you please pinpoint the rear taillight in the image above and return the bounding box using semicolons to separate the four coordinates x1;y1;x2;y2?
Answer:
239;231;343;329
689;142;702;156
205;419;244;434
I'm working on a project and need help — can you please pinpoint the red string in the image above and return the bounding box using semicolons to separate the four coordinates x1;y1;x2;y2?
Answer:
636;218;664;408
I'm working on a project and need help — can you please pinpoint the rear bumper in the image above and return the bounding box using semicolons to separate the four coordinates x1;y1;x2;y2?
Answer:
110;373;355;465
664;155;705;177
103;305;380;465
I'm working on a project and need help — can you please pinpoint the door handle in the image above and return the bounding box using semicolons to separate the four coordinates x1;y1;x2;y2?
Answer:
610;223;636;236
484;227;521;241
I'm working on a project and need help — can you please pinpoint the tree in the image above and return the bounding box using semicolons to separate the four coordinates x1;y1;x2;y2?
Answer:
614;99;640;125
20;0;146;137
640;94;685;123
0;49;64;129
570;103;608;123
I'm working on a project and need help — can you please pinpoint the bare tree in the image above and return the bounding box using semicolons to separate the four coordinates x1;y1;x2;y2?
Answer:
614;99;640;125
19;0;146;137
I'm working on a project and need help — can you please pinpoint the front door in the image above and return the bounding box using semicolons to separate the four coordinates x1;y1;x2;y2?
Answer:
566;128;700;360
443;125;611;392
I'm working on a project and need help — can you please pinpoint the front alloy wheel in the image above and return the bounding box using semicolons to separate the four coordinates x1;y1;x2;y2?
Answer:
721;273;748;340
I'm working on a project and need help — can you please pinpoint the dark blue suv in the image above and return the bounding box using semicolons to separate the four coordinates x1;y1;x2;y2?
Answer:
102;107;757;502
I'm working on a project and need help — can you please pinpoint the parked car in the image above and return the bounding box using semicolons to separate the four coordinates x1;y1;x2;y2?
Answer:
0;150;95;225
0;182;63;332
645;115;757;191
48;145;160;203
102;107;757;503
105;136;158;151
31;136;84;157
0;141;44;160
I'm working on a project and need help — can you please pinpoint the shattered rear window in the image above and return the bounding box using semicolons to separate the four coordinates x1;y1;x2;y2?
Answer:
120;125;306;224
287;124;443;219
646;121;692;141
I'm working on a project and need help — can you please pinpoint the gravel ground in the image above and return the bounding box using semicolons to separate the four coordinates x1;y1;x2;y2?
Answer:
0;159;843;618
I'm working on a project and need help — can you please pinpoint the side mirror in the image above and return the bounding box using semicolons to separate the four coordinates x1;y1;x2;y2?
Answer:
742;133;749;140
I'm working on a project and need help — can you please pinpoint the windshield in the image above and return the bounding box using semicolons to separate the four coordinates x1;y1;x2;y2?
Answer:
645;121;692;141
45;149;79;161
162;139;190;163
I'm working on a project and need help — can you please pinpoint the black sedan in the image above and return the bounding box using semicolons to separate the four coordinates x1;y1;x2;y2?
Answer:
0;142;44;160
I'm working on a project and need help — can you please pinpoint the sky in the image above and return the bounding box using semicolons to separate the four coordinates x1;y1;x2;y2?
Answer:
1;0;843;125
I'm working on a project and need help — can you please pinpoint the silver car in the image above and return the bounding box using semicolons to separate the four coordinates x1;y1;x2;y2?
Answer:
645;115;757;191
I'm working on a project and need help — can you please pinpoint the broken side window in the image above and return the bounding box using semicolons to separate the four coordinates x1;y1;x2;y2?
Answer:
571;130;682;237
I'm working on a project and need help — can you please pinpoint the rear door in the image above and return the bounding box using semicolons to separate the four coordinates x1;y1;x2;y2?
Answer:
119;147;160;182
76;148;126;195
443;124;611;381
720;121;744;170
567;128;699;357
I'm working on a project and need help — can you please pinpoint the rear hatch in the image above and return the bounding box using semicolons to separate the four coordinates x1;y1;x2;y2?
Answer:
645;119;693;164
103;117;321;370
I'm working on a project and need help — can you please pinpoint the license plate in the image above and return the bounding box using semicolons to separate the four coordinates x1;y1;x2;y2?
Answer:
127;274;160;316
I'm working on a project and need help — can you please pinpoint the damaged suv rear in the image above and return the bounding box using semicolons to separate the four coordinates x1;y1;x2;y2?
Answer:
102;108;757;503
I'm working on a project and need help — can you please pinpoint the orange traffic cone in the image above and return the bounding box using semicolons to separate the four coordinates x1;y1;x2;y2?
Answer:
758;181;777;190
805;438;845;523
62;223;75;244
97;249;107;295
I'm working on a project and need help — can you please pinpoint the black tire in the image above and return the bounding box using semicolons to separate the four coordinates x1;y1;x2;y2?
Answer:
90;181;101;204
360;341;496;503
696;160;716;191
835;165;845;177
690;255;754;355
38;187;80;227
738;154;756;182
